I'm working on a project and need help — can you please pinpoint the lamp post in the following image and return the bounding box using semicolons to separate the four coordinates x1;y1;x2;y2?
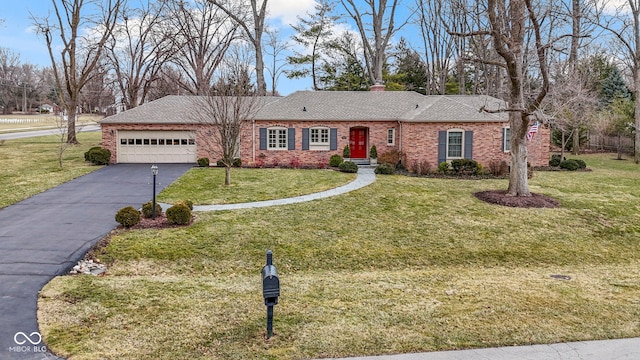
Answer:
151;164;158;219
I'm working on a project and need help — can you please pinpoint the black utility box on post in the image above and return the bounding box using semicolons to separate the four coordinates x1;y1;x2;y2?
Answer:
261;250;279;338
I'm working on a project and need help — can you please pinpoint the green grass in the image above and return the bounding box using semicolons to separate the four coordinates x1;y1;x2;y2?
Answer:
0;132;103;208
38;154;640;359
158;167;356;204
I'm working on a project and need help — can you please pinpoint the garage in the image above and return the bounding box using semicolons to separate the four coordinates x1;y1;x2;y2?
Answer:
117;130;197;163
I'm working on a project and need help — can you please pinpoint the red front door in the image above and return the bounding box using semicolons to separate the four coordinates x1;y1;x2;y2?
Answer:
349;128;367;158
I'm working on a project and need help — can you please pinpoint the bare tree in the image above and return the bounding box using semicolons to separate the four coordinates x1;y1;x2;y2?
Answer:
167;0;239;95
107;0;173;109
264;28;289;95
33;0;122;144
340;0;403;85
193;65;262;186
208;0;268;95
597;0;640;163
0;48;21;114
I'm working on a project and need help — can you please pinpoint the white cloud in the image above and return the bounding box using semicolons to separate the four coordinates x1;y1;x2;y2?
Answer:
599;0;631;14
267;0;317;26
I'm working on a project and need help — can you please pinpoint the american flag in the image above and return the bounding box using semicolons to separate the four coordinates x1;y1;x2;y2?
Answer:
527;121;539;141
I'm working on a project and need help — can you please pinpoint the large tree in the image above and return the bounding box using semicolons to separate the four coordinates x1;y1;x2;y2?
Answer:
208;0;268;96
340;0;402;85
107;0;173;109
34;0;122;144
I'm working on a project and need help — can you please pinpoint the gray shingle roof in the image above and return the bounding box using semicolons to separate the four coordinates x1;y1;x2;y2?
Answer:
100;92;508;124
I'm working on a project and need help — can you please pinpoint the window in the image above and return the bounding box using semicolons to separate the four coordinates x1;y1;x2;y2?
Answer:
387;128;395;146
309;127;330;150
268;128;287;149
447;130;463;159
503;127;511;152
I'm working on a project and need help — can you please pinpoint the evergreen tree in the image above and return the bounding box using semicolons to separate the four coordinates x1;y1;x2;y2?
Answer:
600;66;632;108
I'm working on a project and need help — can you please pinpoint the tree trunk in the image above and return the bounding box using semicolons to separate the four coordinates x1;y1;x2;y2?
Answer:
507;111;530;196
225;165;232;186
572;125;580;155
66;104;78;144
635;73;640;163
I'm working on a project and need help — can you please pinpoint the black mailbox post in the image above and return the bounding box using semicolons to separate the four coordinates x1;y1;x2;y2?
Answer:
261;250;279;338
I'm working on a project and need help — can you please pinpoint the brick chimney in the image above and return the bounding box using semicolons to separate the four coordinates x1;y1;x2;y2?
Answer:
370;80;385;92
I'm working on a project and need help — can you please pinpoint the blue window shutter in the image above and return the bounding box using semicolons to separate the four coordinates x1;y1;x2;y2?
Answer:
259;128;267;150
464;131;473;159
288;128;295;150
437;131;446;164
330;128;338;150
302;128;309;150
502;128;506;152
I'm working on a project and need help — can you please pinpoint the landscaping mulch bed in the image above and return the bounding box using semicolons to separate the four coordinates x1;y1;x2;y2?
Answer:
474;190;560;208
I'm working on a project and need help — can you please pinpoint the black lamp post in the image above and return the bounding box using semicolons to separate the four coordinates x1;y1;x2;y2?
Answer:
151;164;158;219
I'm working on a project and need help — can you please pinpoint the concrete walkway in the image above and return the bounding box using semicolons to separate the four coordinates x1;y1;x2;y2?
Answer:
191;167;376;211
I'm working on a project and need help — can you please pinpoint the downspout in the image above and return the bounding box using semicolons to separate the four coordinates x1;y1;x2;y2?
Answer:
398;120;402;154
252;118;256;164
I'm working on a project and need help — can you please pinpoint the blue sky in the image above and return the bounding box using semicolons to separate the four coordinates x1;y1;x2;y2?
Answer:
0;1;418;95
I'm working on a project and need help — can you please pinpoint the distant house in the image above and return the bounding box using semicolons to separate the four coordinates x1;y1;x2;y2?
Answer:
99;89;549;168
38;103;56;113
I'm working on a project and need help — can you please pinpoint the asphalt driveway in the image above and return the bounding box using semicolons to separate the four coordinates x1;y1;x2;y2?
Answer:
0;163;192;359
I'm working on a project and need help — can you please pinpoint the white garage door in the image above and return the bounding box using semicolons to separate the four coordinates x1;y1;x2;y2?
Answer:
117;130;197;163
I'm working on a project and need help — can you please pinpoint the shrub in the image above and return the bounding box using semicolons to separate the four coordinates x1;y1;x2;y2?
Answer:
175;199;194;210
343;145;351;158
378;150;405;169
560;159;580;171
329;154;343;167
166;203;192;225
450;159;482;175
141;201;162;218
84;147;111;165
573;159;587;169
410;160;432;176
197;158;209;167
233;158;242;167
375;163;395;175
488;160;509;177
115;206;141;227
338;161;358;173
549;154;564;167
369;145;378;159
437;161;450;174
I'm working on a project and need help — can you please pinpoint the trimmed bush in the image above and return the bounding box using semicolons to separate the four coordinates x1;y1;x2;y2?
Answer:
549;154;564;167
378;150;404;169
410;160;432;176
343;145;351;159
450;159;482;175
338;161;358;173
573;159;587;169
175;199;194;210
197;158;209;167
437;162;450;174
115;206;141;227
560;159;580;171
329;154;343;167
166;203;192;225
369;145;378;159
375;163;395;175
141;201;162;218
233;158;242;167
84;147;111;165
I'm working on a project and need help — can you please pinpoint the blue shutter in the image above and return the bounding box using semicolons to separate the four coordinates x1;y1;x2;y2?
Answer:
330;128;338;150
259;128;267;150
302;128;309;150
464;131;473;159
437;131;446;164
288;128;295;150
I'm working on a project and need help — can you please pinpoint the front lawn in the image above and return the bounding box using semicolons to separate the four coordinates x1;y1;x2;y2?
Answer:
0;132;103;208
158;167;356;204
38;154;640;360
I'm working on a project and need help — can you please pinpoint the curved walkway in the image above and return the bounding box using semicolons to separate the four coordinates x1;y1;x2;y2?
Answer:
186;167;376;211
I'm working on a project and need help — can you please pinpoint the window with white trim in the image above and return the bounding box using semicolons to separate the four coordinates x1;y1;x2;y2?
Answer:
387;128;395;145
447;130;464;159
268;128;287;149
310;127;330;150
503;127;511;152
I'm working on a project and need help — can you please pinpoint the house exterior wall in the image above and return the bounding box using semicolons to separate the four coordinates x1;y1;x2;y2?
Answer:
240;120;400;168
100;123;223;163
